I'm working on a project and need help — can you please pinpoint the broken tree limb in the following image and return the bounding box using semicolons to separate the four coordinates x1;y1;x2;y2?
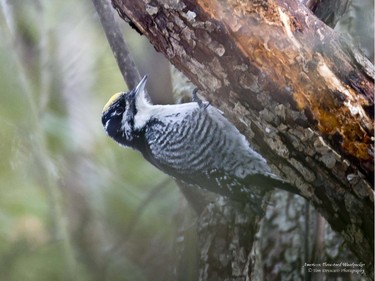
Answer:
111;0;374;277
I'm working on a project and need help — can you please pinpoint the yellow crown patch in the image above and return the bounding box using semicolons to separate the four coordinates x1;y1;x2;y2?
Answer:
102;92;123;113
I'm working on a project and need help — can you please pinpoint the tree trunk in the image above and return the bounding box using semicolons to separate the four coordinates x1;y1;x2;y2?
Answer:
111;0;374;278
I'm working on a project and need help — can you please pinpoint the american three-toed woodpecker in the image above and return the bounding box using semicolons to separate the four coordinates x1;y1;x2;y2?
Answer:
101;76;299;212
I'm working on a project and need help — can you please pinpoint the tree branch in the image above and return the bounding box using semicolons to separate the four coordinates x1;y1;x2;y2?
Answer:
91;0;141;88
111;0;374;277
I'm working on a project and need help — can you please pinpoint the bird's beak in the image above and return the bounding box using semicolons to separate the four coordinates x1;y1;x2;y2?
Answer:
134;75;148;96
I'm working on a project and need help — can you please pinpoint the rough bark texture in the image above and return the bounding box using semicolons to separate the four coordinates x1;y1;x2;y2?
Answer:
198;200;261;281
111;0;374;278
259;191;366;281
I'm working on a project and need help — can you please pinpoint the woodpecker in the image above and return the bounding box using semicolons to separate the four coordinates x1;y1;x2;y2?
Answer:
102;75;300;213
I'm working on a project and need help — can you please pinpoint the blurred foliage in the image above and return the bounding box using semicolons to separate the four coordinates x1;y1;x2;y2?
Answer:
335;0;374;62
0;0;191;280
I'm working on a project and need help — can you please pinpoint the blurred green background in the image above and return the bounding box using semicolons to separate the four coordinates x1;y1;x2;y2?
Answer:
0;0;192;280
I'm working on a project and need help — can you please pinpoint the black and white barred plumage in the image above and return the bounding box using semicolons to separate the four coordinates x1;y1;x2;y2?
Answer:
102;76;299;212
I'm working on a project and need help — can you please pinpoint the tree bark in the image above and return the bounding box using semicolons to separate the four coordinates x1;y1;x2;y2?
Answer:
111;0;374;278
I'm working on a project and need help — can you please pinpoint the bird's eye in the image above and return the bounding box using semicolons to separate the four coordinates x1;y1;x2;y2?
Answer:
115;106;125;115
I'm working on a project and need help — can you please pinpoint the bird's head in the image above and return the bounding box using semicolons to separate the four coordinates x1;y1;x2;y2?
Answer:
102;75;149;146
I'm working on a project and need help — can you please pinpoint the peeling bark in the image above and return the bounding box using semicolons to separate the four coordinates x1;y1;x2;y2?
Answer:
111;0;374;278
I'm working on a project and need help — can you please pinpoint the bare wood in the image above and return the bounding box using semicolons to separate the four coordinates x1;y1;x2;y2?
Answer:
111;0;374;277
